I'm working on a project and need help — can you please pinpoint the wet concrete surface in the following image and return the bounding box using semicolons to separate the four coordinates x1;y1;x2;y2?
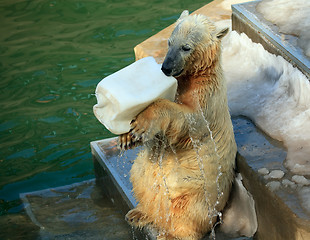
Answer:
233;117;310;222
0;212;40;240
18;179;132;240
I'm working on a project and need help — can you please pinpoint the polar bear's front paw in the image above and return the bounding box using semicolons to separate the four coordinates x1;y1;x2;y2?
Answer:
125;208;150;228
130;112;162;142
118;131;141;150
118;132;141;150
130;118;148;141
119;133;132;150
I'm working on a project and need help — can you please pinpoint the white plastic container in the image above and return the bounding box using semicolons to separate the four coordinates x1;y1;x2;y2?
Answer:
93;57;177;135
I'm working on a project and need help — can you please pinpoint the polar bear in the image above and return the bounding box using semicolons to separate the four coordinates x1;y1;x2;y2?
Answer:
119;11;237;240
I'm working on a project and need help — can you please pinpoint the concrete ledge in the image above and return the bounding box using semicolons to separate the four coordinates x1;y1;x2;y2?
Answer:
236;154;310;240
92;138;136;212
91;137;310;239
232;1;310;79
91;137;253;240
91;138;156;239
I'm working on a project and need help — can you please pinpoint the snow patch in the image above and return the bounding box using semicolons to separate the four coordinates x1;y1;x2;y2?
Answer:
222;30;310;175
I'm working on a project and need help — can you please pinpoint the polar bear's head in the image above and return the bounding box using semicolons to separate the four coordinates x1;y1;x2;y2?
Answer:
161;10;228;77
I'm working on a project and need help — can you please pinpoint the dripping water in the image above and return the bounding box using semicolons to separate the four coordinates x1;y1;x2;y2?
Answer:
187;103;225;239
155;137;174;233
131;225;138;240
158;149;171;223
199;107;224;240
186;114;213;212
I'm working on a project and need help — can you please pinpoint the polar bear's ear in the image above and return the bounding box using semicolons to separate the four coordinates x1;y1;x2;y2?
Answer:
177;10;189;23
216;27;229;39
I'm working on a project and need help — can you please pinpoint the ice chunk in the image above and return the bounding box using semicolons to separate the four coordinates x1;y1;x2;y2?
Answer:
282;179;296;188
220;173;257;237
258;168;269;175
264;170;285;180
292;175;310;186
93;57;177;134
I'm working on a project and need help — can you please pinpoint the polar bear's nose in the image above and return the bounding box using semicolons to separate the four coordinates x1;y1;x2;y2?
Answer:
161;65;172;76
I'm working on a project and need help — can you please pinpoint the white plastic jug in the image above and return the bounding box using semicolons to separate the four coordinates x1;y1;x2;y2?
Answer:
93;57;177;135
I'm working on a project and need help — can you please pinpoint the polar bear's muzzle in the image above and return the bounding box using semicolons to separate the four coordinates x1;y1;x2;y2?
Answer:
161;47;185;77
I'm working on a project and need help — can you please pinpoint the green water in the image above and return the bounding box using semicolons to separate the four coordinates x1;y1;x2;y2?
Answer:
0;0;210;218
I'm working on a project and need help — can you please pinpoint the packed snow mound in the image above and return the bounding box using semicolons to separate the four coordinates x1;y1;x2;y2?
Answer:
222;30;310;175
256;0;310;57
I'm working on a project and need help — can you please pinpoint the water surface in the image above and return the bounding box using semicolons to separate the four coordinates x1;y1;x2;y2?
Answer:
0;0;209;237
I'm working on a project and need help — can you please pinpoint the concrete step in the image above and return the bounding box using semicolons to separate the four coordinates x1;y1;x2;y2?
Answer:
91;116;310;239
20;179;132;239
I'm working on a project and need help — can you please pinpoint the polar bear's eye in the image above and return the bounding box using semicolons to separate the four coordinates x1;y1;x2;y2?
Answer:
182;45;191;51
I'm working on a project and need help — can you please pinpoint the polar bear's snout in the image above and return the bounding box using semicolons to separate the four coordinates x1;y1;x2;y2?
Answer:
161;48;185;77
161;62;173;76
